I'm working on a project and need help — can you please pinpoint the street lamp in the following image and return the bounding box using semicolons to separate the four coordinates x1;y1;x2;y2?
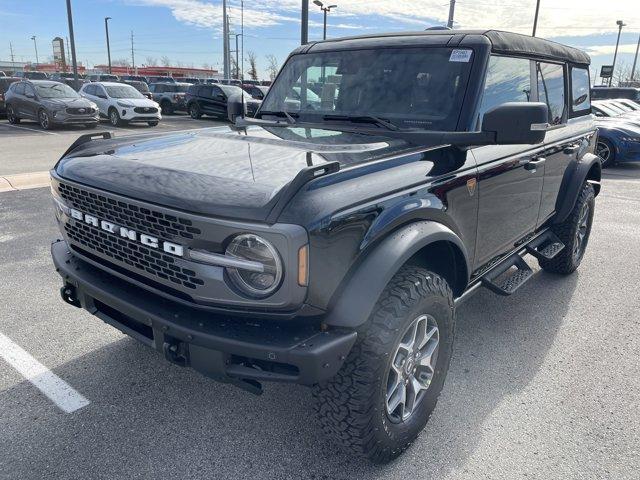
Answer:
610;19;626;87
30;36;39;67
313;0;337;40
104;17;112;74
228;33;243;80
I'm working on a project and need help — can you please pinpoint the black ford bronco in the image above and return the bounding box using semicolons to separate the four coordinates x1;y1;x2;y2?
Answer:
51;30;601;462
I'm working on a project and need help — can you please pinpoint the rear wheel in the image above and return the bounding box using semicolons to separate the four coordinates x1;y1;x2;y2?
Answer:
189;103;202;119
147;121;159;126
313;266;455;463
38;109;53;130
596;138;615;168
539;182;595;275
6;105;20;124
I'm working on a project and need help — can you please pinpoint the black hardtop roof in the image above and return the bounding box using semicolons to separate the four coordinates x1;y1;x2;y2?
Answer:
301;29;590;66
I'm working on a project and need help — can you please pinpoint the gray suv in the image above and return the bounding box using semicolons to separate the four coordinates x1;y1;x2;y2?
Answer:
149;82;190;114
5;80;99;130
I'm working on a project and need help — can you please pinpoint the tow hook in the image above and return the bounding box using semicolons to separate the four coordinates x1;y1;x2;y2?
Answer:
60;284;81;308
163;340;189;367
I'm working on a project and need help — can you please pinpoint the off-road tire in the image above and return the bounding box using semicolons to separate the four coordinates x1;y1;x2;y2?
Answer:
539;182;595;274
6;105;20;124
313;266;455;463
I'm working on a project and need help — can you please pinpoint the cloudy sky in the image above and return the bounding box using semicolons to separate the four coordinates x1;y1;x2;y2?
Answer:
1;0;640;80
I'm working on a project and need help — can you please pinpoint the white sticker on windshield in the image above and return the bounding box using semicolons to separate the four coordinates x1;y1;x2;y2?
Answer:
450;49;472;62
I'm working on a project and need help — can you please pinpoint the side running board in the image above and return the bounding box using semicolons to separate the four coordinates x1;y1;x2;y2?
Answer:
480;230;565;297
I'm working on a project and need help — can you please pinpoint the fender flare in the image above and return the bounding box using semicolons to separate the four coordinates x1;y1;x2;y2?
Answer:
324;221;470;328
554;153;601;224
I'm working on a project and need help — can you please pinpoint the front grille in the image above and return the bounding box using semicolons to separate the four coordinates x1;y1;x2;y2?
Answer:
134;106;158;114
57;183;202;241
58;182;205;291
66;107;94;115
65;220;204;290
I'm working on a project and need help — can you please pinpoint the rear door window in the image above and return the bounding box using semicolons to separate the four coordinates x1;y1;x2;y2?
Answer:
536;62;566;125
14;82;25;95
570;67;590;115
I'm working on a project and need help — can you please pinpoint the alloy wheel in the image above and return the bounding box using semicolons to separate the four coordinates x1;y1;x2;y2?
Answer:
573;201;590;261
7;106;17;123
110;110;119;126
386;314;439;422
595;141;611;164
39;110;49;129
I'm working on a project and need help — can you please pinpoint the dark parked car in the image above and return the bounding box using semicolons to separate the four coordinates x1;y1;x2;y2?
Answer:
13;71;49;80
242;84;269;100
120;75;148;83
50;72;90;92
51;30;601;463
88;74;120;82
149;82;190;114
595;119;640;167
182;77;202;84
122;79;152;99
591;86;640;101
0;71;6;77
0;76;20;115
147;76;175;84
186;83;260;119
5;80;98;129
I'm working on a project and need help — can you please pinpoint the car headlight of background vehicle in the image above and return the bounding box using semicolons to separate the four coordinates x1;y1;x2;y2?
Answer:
117;101;133;108
223;234;283;298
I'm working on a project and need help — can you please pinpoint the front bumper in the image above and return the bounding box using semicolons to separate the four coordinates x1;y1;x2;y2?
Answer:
119;108;162;123
52;240;356;389
52;111;100;125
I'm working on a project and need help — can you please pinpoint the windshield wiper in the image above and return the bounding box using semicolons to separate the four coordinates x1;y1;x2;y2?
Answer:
322;114;400;131
258;110;297;124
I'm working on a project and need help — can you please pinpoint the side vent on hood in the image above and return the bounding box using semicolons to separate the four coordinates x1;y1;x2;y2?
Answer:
266;161;340;223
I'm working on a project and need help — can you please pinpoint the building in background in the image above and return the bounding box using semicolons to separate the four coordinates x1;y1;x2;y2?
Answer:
92;64;219;79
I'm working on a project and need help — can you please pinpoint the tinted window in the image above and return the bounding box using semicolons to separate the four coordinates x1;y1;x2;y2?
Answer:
479;56;531;122
155;85;165;93
571;68;590;113
14;82;25;95
200;86;213;97
263;46;474;130
24;84;36;96
105;85;144;99
536;62;565;124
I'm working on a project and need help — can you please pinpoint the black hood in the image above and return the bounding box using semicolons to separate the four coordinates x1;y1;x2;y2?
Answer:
55;125;417;221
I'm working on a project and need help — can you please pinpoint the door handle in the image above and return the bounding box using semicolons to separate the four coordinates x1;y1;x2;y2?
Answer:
524;157;545;171
563;144;580;154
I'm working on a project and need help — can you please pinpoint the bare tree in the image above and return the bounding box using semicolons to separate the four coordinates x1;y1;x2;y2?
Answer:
230;56;238;79
112;58;130;67
160;55;171;67
247;51;258;81
202;62;211;71
266;54;279;81
145;56;158;67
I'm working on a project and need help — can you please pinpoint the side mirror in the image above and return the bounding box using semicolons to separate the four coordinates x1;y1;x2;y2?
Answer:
25;92;35;99
482;102;549;145
227;95;244;123
97;94;107;99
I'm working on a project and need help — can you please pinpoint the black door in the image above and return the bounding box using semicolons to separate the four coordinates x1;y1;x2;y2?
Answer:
471;55;544;269
211;86;227;116
199;86;215;114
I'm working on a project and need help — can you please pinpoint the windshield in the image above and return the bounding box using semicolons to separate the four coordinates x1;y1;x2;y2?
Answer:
261;47;473;130
105;85;144;99
35;83;79;98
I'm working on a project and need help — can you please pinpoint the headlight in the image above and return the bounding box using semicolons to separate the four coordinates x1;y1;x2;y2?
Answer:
224;234;283;298
117;101;133;108
89;102;98;110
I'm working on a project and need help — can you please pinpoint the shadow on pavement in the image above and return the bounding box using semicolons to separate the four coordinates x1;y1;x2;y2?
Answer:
0;268;578;479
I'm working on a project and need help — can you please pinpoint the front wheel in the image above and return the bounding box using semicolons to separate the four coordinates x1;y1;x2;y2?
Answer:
539;182;595;274
6;105;20;124
147;121;159;126
313;266;455;463
189;103;202;119
109;108;123;127
596;138;615;168
38;109;53;130
161;100;173;115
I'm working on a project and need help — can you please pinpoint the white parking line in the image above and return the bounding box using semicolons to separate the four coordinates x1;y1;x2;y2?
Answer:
0;332;90;413
0;122;60;136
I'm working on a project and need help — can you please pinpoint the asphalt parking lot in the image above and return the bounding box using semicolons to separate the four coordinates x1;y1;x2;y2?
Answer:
1;119;639;479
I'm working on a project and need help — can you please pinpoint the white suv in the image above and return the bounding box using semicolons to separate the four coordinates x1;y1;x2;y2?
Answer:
80;82;161;127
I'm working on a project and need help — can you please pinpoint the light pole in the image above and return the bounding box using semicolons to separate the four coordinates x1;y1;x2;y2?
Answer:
610;20;626;87
313;1;337;40
66;0;79;81
228;33;242;79
104;17;112;74
301;0;309;45
30;36;39;68
447;0;456;29
631;34;640;83
532;0;541;37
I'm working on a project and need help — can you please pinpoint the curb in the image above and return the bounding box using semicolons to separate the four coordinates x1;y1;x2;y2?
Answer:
0;171;50;193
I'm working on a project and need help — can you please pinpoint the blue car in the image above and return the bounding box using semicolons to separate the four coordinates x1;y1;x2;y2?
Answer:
596;119;640;167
